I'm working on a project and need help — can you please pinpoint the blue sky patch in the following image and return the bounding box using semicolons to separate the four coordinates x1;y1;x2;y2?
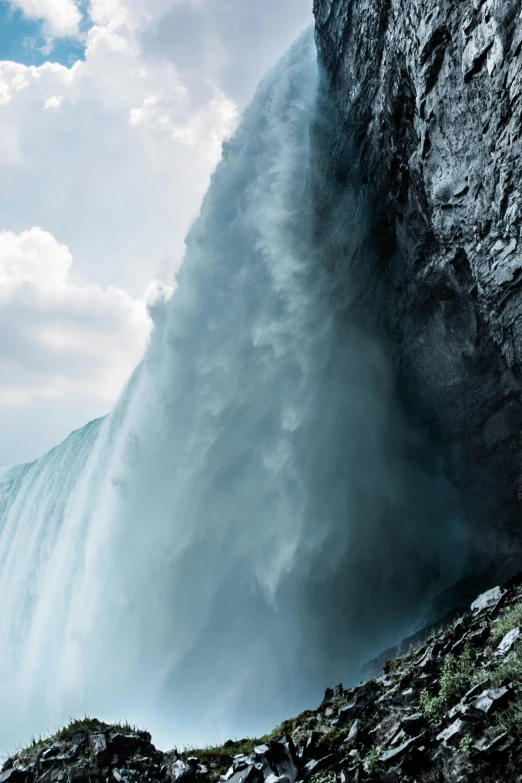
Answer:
0;1;88;66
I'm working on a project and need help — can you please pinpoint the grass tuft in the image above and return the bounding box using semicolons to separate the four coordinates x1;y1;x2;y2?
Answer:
362;746;379;775
13;716;141;762
419;644;475;723
491;603;522;643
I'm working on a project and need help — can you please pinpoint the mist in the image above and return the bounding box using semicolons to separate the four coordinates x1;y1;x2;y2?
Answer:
0;30;467;751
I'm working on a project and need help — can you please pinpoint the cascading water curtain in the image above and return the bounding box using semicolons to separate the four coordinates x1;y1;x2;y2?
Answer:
0;30;467;750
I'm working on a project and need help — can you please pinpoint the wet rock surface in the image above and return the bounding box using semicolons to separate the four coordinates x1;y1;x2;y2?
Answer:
7;575;522;783
314;0;522;567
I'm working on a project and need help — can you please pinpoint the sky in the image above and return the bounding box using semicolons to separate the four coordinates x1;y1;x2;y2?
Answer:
0;0;311;466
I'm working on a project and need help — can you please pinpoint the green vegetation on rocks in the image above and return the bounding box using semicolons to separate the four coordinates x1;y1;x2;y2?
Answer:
7;577;522;783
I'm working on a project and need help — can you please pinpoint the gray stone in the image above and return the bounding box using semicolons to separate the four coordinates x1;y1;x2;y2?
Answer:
471;587;506;614
111;771;140;783
250;753;272;779
90;734;107;766
68;766;89;783
300;755;336;782
416;643;443;668
496;627;521;656
396;688;416;708
347;720;361;743
468;685;511;715
463;683;483;702
323;684;343;702
39;755;69;771
401;713;426;737
170;760;197;783
466;626;490;647
380;737;418;765
269;740;298;783
436;719;475;747
68;735;87;759
41;749;60;762
302;733;321;761
476;732;515;755
442;751;474;783
224;766;263;783
36;772;58;783
337;682;379;723
232;757;249;773
108;734;141;759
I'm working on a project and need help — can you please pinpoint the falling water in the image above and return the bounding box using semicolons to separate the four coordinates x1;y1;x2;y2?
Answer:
0;31;467;750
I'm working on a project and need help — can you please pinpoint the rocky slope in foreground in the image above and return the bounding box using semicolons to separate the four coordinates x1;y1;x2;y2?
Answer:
5;575;522;783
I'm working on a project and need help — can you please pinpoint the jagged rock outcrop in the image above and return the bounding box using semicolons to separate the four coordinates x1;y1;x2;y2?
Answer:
313;0;522;568
6;574;522;782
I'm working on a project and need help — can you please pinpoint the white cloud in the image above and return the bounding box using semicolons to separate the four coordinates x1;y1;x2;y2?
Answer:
0;0;309;464
0;23;237;297
44;95;63;109
8;0;82;37
0;226;72;292
128;90;237;157
0;227;153;402
89;0;169;29
0;5;240;464
0;228;157;462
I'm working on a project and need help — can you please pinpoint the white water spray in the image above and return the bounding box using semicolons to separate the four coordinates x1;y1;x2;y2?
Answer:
0;32;466;750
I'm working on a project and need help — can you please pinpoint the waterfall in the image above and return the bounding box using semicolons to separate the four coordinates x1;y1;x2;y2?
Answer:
0;30;467;750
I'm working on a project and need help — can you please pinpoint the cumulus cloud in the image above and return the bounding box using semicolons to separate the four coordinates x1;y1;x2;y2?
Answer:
138;0;312;106
0;10;239;465
0;0;309;463
44;95;64;109
0;228;157;464
0;22;237;297
7;0;82;37
128;90;237;157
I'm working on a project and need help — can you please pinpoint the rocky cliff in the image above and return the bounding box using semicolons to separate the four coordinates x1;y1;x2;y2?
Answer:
5;575;522;783
313;0;522;572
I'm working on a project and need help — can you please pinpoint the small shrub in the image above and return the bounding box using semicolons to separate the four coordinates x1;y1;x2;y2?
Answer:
14;716;132;762
419;645;475;723
488;641;522;688
310;771;335;783
321;725;350;752
428;624;447;643
492;601;522;643
181;740;261;782
484;692;522;741
419;689;442;724
458;734;473;752
362;746;379;775
57;717;113;740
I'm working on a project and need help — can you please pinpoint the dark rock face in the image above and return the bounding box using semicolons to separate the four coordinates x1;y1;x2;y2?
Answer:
314;0;522;565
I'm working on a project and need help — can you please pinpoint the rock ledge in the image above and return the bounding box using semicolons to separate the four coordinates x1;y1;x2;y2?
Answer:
7;574;522;783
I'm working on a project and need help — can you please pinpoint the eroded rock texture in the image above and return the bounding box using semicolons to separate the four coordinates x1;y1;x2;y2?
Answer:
9;575;522;783
314;0;522;563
